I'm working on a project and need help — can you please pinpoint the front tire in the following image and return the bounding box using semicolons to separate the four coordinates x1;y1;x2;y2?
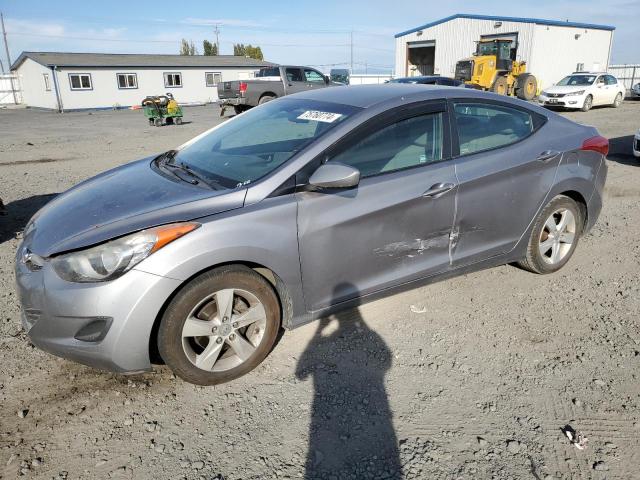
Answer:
581;95;593;112
517;195;583;274
158;266;281;386
491;76;508;96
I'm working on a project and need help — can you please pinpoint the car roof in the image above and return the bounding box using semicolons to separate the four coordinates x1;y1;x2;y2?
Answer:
292;84;451;108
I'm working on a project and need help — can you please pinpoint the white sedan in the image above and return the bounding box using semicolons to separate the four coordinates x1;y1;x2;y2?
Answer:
539;72;626;112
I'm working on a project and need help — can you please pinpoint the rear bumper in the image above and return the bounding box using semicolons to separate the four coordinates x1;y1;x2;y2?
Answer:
585;158;607;232
219;97;248;106
633;135;640;158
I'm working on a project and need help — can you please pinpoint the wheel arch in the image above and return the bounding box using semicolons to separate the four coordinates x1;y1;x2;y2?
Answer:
558;189;588;229
148;260;295;365
259;92;277;101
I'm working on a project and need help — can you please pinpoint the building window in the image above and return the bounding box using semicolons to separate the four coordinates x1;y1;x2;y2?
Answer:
205;72;222;87
43;73;51;91
117;73;138;89
68;73;92;90
576;63;585;72
164;72;182;88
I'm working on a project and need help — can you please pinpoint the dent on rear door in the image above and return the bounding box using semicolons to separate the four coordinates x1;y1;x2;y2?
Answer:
451;133;562;265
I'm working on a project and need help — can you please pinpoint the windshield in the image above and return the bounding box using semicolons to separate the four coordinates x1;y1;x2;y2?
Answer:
476;41;511;59
557;75;596;86
172;98;360;189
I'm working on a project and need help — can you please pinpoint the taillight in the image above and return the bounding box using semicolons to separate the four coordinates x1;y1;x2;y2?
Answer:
239;82;247;95
581;135;609;156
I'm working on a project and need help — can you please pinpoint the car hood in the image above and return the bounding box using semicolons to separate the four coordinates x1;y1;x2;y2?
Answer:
544;85;590;94
26;157;247;257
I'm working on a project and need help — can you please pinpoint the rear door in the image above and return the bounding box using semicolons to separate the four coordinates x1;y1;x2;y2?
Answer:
283;68;309;95
449;100;560;266
592;75;609;105
296;101;457;311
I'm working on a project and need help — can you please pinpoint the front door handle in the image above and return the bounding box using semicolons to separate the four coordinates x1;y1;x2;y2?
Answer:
536;150;560;162
423;182;456;198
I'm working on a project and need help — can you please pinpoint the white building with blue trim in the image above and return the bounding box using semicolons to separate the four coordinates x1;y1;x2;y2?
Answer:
11;52;274;111
394;14;615;89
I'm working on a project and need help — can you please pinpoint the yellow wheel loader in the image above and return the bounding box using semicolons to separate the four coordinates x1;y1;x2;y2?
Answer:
454;38;537;100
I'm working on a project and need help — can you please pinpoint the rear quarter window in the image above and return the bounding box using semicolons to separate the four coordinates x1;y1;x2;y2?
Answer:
453;102;544;156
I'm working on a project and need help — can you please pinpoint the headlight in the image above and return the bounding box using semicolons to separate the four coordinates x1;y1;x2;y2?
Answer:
540;91;548;96
566;90;585;96
51;222;199;283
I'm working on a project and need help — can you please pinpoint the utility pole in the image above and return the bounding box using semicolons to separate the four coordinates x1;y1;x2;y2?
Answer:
214;24;220;55
349;30;353;74
1;12;18;104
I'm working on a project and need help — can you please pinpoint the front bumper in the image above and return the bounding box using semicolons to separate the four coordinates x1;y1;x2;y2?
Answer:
15;250;182;373
538;94;586;109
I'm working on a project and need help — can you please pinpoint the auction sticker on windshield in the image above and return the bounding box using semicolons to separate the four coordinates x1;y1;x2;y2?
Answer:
297;111;343;123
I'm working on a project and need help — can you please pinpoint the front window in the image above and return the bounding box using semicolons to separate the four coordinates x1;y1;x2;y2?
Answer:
304;69;325;83
557;75;596;86
117;73;138;89
164;72;182;88
69;73;92;90
169;98;360;189
329;112;443;178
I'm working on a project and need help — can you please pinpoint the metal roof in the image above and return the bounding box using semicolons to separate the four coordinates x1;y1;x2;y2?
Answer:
11;52;274;70
395;13;616;38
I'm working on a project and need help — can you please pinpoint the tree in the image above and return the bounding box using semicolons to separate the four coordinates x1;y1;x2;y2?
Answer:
203;39;218;56
179;39;198;55
233;43;264;60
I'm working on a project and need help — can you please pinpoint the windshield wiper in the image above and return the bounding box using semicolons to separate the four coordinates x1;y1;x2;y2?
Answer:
158;152;214;188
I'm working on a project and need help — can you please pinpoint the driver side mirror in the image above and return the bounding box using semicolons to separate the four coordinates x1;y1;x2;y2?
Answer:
309;163;360;189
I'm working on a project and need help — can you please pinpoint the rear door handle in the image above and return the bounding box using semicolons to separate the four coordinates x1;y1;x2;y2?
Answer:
422;182;456;198
536;150;560;162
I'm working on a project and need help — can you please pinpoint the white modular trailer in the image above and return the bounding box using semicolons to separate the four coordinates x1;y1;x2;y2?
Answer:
11;52;274;111
394;14;615;89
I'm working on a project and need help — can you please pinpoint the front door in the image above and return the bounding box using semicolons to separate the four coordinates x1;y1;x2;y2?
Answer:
296;102;457;311
449;100;561;266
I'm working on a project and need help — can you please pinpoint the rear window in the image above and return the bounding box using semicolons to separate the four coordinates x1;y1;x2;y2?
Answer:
256;67;280;77
454;102;536;156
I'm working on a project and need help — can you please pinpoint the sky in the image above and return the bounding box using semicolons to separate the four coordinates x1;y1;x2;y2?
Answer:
1;0;638;74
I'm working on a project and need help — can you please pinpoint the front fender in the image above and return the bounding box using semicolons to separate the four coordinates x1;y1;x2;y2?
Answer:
134;195;307;327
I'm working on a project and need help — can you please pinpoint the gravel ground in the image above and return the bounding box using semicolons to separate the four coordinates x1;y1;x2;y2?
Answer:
0;100;639;480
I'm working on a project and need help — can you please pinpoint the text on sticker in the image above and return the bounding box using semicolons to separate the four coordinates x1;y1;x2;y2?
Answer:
297;111;343;123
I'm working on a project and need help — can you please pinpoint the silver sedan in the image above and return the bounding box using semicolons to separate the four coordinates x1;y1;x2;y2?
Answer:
16;84;608;385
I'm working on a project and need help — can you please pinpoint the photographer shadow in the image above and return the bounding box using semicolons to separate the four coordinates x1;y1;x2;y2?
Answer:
296;283;402;479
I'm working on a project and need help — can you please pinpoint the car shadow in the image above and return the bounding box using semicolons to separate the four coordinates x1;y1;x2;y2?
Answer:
0;193;58;245
607;135;637;166
296;283;402;479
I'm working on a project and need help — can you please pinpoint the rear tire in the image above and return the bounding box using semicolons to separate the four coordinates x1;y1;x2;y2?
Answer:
612;92;623;108
154;118;162;127
233;105;249;115
158;266;281;386
258;94;276;105
581;95;593;112
516;73;537;101
175;117;183;125
517;195;583;274
491;76;508;96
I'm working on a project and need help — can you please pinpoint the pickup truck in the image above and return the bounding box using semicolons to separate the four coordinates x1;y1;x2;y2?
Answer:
218;65;337;114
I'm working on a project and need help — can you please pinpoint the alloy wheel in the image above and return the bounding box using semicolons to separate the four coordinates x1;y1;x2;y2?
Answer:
181;288;267;372
538;208;576;265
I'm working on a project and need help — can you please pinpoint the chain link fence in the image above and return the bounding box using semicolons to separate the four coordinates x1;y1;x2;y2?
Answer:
608;64;639;93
